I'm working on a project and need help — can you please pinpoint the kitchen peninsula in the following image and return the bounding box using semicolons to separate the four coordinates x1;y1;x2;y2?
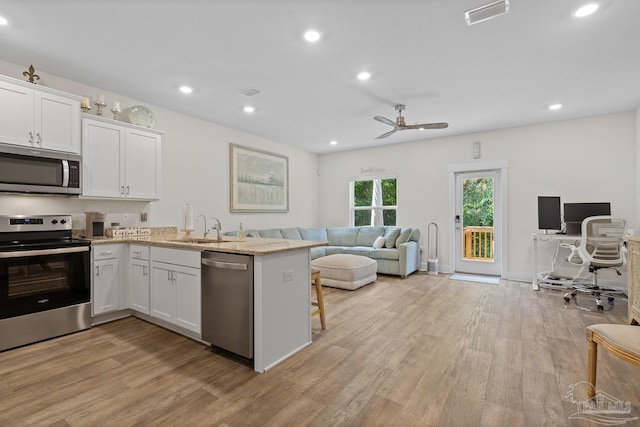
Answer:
91;231;327;373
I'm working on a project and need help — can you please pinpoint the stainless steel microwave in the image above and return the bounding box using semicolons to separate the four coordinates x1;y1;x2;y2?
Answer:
0;144;81;195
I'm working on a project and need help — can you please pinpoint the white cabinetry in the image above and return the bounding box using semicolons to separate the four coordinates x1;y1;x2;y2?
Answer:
82;115;162;200
150;247;201;335
130;244;150;315
92;244;124;315
0;75;81;153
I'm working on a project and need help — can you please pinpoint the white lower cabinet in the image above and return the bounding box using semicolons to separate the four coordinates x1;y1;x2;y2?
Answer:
92;244;124;316
130;245;150;315
150;247;201;335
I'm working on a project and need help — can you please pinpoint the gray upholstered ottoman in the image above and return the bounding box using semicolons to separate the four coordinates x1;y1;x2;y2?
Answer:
311;254;377;290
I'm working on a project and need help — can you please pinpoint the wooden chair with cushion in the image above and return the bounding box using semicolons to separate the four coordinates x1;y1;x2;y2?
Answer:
311;267;326;330
586;324;640;397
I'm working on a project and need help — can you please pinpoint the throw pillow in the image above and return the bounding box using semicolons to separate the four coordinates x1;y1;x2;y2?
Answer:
384;228;401;248
395;228;412;247
372;236;386;249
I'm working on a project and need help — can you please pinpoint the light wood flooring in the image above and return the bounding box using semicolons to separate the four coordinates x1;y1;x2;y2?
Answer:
1;273;638;426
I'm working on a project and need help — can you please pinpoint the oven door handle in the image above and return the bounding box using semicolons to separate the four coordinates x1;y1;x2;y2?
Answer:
0;246;90;259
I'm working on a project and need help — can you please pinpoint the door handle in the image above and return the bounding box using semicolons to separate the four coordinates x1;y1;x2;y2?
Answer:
455;215;461;230
36;132;42;144
28;131;34;143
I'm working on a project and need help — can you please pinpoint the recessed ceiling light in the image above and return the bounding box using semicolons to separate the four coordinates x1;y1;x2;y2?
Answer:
243;106;255;113
330;140;338;145
549;103;562;110
0;15;8;26
574;4;599;17
303;29;322;42
357;71;372;81
179;86;193;94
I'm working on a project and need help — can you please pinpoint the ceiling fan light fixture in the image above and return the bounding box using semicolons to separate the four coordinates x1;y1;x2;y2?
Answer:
465;0;509;26
243;106;255;113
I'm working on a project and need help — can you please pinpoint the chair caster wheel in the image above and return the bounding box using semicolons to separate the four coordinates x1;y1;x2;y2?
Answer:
564;296;571;303
608;297;615;302
597;305;604;311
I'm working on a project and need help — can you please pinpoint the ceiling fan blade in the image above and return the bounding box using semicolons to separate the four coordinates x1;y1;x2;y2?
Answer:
374;116;397;127
405;122;449;130
375;128;398;139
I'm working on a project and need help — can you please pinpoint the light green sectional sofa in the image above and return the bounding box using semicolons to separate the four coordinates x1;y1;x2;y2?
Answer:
226;226;421;278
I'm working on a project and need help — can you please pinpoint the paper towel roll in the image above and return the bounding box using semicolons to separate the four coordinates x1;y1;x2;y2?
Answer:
184;203;194;230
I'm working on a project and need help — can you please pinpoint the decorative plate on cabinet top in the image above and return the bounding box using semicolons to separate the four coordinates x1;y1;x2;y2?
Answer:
127;105;156;128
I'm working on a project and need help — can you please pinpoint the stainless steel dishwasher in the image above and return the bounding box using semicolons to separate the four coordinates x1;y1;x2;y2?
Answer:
201;251;254;359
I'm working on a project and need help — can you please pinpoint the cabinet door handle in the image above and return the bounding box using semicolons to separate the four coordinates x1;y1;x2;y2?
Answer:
133;251;142;257
36;132;41;144
28;131;33;143
100;251;113;256
95;266;100;276
167;270;171;281
143;265;148;276
126;186;130;195
121;186;125;195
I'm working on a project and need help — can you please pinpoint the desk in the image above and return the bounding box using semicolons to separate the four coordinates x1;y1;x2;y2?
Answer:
531;233;582;290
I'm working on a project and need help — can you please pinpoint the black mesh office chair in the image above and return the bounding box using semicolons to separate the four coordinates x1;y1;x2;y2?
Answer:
561;216;627;311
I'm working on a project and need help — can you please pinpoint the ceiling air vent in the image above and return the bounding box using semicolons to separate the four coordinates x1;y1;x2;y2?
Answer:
238;87;262;97
465;0;509;26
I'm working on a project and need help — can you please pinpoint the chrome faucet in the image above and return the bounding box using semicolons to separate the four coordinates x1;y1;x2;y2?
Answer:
211;216;222;241
196;215;208;238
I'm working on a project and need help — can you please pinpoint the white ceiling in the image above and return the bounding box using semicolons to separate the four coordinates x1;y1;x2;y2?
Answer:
0;0;638;154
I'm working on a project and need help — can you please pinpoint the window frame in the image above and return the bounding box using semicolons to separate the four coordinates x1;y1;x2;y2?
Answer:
349;174;398;227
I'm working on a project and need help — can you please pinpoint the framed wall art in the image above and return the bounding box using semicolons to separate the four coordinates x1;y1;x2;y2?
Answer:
229;143;289;213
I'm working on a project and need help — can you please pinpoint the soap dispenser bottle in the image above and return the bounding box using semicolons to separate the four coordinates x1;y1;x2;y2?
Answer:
238;223;246;241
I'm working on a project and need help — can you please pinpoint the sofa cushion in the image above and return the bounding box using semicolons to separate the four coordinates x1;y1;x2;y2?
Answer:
384;227;401;248
258;228;283;239
410;227;421;242
327;227;358;247
395;228;413;246
299;227;328;241
344;246;374;257
370;248;400;260
310;247;326;259
281;227;302;240
372;236;386;249
325;247;346;256
356;226;385;246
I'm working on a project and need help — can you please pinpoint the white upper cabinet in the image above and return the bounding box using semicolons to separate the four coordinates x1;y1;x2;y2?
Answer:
0;75;81;154
82;115;162;200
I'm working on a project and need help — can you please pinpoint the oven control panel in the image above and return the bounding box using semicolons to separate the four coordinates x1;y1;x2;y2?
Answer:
1;215;72;232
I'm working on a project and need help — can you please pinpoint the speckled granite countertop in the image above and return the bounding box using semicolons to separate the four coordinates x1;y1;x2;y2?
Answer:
88;229;327;256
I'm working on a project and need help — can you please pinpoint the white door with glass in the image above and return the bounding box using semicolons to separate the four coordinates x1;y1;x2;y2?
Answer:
454;170;501;276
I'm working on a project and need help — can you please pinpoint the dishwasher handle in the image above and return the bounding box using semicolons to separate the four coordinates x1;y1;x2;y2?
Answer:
202;258;248;270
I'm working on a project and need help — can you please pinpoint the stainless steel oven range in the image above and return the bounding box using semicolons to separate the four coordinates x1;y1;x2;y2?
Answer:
0;215;91;352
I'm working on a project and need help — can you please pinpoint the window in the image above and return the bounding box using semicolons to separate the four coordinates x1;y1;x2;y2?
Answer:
350;177;397;226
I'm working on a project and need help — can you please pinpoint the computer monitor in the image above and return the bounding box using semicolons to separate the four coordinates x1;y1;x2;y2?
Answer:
563;202;611;235
537;196;562;232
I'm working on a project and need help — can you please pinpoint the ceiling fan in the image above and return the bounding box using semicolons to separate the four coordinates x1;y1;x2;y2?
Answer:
373;104;448;139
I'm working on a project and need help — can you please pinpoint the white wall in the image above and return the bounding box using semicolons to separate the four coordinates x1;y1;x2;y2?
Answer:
318;112;637;281
0;60;320;233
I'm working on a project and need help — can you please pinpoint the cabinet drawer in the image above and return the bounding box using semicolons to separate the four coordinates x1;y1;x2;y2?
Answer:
92;244;122;260
130;244;150;260
151;246;200;269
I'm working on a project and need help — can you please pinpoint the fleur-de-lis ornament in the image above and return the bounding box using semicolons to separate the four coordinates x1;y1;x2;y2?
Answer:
23;65;40;84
